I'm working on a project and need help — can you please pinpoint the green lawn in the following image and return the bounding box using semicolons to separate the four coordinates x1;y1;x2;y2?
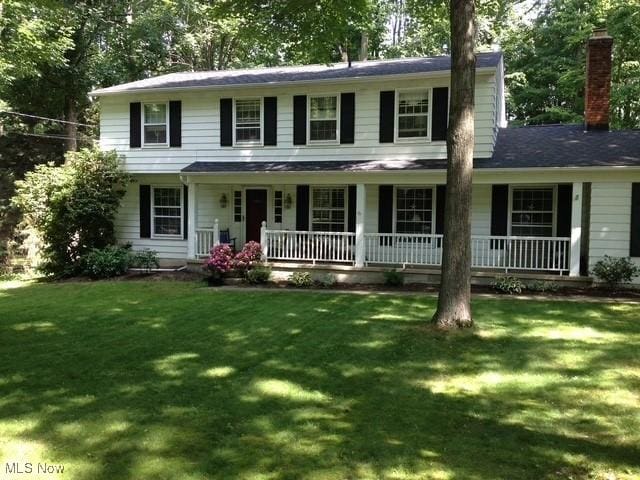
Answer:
0;279;639;480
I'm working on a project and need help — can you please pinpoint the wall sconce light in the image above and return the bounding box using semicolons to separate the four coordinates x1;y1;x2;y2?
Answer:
284;193;293;209
220;193;228;208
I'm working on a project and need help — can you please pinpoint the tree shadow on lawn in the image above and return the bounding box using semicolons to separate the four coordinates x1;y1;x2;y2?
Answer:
0;281;639;479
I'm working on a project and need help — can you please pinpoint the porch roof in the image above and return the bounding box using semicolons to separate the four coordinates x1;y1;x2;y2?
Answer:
182;125;640;174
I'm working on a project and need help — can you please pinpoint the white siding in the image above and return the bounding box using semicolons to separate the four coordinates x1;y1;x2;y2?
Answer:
99;74;499;174
115;175;187;261
589;182;639;283
471;184;492;236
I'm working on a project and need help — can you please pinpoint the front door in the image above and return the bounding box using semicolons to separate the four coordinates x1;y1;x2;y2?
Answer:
245;189;268;242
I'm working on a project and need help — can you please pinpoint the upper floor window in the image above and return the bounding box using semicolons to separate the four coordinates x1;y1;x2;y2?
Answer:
396;89;430;141
152;186;182;237
234;98;262;145
511;187;555;237
309;95;339;143
396;187;434;234
311;187;346;232
144;103;168;145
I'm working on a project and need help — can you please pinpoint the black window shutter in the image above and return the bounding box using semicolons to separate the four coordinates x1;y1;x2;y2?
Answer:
264;96;277;146
139;185;151;238
348;185;356;232
491;185;509;236
378;185;394;232
169;100;182;147
379;91;395;143
293;95;307;145
130;102;141;148
431;87;449;141
631;183;640;256
556;184;573;238
296;185;309;230
340;93;355;144
220;98;233;146
436;185;446;234
183;185;189;240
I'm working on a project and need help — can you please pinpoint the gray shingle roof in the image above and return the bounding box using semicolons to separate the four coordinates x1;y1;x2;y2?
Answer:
181;125;640;174
91;52;502;95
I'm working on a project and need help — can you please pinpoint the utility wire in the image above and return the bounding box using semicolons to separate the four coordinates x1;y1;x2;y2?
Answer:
11;132;96;141
0;111;94;127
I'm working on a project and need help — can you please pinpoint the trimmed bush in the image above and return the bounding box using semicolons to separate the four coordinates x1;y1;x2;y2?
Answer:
246;265;272;284
289;271;313;288
526;280;559;293
592;255;640;288
204;244;234;283
83;245;131;279
316;273;337;288
130;249;159;273
233;241;263;274
383;269;404;286
493;275;525;294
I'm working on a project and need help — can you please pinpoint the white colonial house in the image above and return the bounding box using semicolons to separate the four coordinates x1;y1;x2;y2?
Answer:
91;29;640;283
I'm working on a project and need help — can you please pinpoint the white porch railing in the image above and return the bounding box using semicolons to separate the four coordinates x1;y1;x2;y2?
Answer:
365;233;444;266
195;219;220;258
363;233;570;272
263;228;356;264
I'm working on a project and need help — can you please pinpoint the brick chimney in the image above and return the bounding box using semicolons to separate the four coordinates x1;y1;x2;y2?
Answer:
585;28;613;131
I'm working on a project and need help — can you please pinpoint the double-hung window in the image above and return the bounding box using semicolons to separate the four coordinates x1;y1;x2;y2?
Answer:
152;187;183;237
309;95;339;143
143;103;168;145
511;187;555;237
396;89;430;141
395;187;434;234
234;98;262;145
311;187;346;232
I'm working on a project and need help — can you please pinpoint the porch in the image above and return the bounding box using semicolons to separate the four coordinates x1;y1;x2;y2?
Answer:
186;181;584;276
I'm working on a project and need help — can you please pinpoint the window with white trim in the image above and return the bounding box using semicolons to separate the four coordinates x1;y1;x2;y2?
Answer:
234;98;262;144
152;187;182;236
143;103;168;145
311;187;346;232
395;187;433;234
309;95;338;142
396;90;430;140
511;187;554;237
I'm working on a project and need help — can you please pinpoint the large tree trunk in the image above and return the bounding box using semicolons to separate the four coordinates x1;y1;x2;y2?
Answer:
431;0;476;329
64;97;78;152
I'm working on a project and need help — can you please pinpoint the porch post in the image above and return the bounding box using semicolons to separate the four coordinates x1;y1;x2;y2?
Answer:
187;182;197;259
355;183;366;268
260;221;268;261
570;182;583;276
213;219;220;246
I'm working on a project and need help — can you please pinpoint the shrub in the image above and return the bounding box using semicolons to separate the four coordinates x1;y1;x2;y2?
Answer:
246;265;272;284
204;244;234;282
316;273;337;288
493;275;525;294
130;249;159;273
233;241;263;274
592;255;640;288
526;280;559;293
383;269;404;287
12;148;130;277
289;271;313;288
83;245;131;279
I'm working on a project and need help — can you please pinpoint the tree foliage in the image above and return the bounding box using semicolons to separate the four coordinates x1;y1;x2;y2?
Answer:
12;148;130;277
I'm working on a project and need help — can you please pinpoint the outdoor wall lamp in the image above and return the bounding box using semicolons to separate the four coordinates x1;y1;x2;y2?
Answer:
220;193;228;208
284;193;293;209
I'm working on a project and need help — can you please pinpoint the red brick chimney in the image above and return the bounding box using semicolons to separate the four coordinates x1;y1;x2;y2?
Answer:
585;28;613;131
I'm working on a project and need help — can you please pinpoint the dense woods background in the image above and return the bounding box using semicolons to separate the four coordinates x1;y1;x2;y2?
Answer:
1;0;639;256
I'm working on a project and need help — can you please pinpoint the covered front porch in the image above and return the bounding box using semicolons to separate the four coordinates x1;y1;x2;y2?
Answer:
184;176;585;277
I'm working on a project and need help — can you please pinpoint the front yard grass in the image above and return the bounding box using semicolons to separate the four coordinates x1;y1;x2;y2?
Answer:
0;279;639;479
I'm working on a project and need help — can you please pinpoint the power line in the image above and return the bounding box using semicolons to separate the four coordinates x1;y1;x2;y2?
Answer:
0;111;94;127
11;132;96;141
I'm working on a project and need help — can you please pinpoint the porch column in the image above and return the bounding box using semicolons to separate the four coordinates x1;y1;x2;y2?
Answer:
187;182;197;259
355;183;366;268
570;182;583;276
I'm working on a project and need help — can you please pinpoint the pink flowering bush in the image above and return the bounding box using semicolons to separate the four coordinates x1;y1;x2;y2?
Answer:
233;241;263;274
203;244;234;282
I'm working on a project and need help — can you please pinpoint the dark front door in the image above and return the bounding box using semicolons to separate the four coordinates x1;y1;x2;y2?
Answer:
245;189;268;242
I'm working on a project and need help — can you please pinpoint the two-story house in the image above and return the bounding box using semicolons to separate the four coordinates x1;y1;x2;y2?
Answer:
91;29;640;283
